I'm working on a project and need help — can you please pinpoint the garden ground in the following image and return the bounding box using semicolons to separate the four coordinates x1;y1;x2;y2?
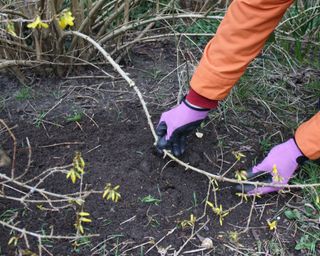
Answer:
0;41;319;255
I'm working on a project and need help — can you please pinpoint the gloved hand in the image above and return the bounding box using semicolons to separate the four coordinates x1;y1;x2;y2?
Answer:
156;98;209;156
235;138;304;195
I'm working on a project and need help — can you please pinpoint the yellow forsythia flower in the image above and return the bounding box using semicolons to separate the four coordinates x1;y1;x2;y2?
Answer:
78;212;90;217
8;236;19;246
66;168;81;183
58;11;75;30
180;214;196;228
27;16;49;29
235;192;248;201
75;212;92;234
229;231;239;243
66;152;85;184
7;22;16;36
207;201;229;226
235;170;247;181
232;151;246;161
272;164;284;183
102;183;121;202
267;220;277;231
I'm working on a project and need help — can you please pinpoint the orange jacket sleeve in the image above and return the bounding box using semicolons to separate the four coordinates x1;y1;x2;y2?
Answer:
190;0;320;160
190;0;294;100
295;113;320;160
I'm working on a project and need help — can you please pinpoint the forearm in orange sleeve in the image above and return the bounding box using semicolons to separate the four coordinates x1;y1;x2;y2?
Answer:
295;112;320;160
190;0;294;100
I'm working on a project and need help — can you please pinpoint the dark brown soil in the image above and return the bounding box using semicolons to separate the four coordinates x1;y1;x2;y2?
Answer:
0;42;309;255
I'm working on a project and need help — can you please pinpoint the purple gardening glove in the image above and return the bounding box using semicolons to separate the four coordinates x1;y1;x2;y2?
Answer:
235;138;304;195
156;98;209;156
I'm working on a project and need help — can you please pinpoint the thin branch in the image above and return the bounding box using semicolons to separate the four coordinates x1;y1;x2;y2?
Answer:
39;142;85;148
0;220;99;240
0;172;84;202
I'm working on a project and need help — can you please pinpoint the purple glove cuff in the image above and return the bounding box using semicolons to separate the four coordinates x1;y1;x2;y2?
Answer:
288;138;304;161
